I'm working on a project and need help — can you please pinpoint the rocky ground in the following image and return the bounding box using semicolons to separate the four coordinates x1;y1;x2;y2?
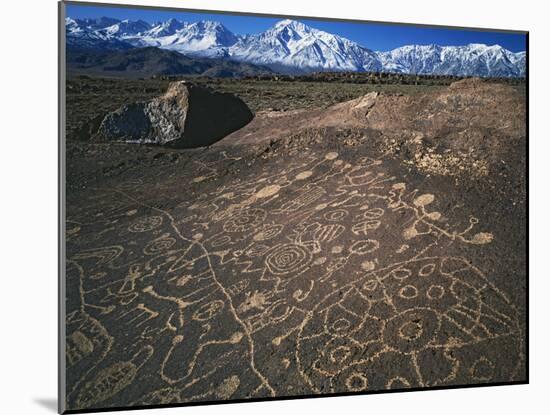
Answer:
64;75;526;411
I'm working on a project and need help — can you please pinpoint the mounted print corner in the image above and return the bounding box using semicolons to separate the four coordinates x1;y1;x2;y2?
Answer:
59;1;528;413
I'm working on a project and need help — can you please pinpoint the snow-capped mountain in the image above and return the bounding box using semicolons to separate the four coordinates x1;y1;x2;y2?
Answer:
96;19;151;38
148;20;239;58
65;17;134;50
228;19;382;72
69;16;121;31
146;18;188;37
377;43;525;77
65;17;526;77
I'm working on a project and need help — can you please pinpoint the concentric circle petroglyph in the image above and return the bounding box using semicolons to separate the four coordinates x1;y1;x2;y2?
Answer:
143;234;176;255
223;208;266;233
266;243;312;275
398;285;419;299
128;216;163;232
324;209;348;221
383;308;440;353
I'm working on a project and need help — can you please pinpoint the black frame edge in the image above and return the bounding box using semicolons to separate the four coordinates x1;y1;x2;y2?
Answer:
59;1;67;414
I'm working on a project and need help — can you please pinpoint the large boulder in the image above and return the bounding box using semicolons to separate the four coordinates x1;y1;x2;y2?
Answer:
92;81;253;148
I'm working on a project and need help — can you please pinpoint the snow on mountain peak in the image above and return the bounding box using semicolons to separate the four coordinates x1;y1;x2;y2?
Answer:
273;19;309;32
274;19;295;27
147;18;187;37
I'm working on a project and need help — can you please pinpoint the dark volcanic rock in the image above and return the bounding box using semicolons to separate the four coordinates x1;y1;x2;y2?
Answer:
92;81;253;148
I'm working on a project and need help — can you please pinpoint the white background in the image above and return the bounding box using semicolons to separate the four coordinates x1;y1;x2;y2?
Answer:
0;0;545;413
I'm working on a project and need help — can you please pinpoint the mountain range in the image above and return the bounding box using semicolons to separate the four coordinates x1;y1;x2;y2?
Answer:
66;47;274;78
66;17;526;77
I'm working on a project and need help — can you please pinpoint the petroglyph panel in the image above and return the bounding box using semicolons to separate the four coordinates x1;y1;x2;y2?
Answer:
65;148;524;411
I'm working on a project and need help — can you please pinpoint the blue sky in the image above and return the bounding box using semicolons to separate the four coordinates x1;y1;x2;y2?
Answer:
66;4;526;52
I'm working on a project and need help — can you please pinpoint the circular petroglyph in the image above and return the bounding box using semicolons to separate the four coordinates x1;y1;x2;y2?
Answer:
267;301;292;323
382;308;440;354
223;208;266;233
210;234;232;247
331;318;352;333
403;226;419;240
143;235;176;255
345;372;368;392
419;263;436;276
426;211;442;221
413;193;435;207
330;346;352;363
399;320;423;339
349;239;380;255
361;260;376;271
391;268;412;280
469;357;495;381
128;216;163;233
398;285;419;299
324;209;348;221
266;244;312;275
427;285;445;300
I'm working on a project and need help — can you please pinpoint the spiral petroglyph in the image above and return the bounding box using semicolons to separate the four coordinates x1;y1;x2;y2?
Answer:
266;244;312;275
